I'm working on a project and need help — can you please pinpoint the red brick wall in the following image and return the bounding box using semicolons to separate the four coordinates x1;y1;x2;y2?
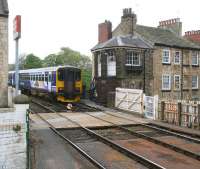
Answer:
98;21;112;43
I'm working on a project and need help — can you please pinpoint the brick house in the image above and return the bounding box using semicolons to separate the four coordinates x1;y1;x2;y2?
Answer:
184;30;200;45
91;8;200;105
0;0;9;107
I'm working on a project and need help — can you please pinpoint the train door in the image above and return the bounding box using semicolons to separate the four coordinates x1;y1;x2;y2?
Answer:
48;72;52;92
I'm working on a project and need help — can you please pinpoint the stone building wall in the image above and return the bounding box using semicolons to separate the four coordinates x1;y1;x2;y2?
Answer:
152;46;200;100
93;48;153;104
0;16;8;107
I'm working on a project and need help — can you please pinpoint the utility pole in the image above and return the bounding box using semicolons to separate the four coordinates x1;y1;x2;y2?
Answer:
13;15;21;96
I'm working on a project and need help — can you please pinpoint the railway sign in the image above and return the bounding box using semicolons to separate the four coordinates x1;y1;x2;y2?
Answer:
13;15;21;40
13;15;21;96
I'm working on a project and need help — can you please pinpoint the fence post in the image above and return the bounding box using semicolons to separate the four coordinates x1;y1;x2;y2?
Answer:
178;102;182;126
161;101;165;121
198;104;200;130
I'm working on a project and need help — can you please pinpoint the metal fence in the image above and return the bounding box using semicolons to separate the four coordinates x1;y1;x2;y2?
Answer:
158;100;200;129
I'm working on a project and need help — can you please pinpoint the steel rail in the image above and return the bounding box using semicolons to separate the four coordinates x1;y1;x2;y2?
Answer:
58;113;166;169
32;100;166;169
147;123;200;139
83;112;200;161
29;109;107;169
97;110;200;144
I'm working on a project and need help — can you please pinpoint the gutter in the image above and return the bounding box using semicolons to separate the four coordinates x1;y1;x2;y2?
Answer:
155;43;200;51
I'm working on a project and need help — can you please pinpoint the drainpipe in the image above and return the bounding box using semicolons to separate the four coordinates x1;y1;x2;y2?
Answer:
181;49;183;100
143;50;146;93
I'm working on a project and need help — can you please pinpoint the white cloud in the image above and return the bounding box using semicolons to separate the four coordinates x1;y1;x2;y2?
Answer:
8;0;200;63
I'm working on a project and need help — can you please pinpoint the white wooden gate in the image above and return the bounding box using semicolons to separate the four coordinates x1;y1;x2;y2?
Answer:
144;95;158;120
115;88;143;114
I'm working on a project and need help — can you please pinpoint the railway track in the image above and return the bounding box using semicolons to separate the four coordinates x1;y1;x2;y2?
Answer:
93;110;200;143
30;99;165;169
82;111;200;161
30;98;200;169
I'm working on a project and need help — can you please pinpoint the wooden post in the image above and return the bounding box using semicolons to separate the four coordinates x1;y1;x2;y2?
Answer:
178;102;182;126
198;104;200;130
161;101;165;121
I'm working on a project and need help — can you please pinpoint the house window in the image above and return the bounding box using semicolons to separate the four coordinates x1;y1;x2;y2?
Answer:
192;75;198;89
97;54;101;77
174;51;180;64
162;49;170;64
174;75;180;90
192;51;199;65
162;74;171;90
107;51;116;76
126;51;140;66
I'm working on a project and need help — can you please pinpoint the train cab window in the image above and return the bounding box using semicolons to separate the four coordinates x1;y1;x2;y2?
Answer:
58;69;64;81
75;71;81;81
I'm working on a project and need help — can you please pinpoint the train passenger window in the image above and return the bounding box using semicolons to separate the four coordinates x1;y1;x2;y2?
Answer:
42;75;43;81
39;74;42;81
45;75;48;82
58;69;64;81
49;74;52;82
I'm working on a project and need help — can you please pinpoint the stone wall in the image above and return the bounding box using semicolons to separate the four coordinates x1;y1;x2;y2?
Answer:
0;16;8;107
93;48;153;105
153;46;200;100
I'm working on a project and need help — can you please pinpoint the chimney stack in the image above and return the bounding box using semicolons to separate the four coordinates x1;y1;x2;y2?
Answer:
158;18;182;37
98;20;112;44
184;30;200;43
121;8;137;36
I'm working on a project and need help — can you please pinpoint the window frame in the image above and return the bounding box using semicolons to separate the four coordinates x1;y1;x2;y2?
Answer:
162;49;170;64
174;51;181;65
97;53;101;77
126;50;141;66
192;51;199;66
107;51;116;77
174;75;181;90
192;75;198;89
162;74;171;90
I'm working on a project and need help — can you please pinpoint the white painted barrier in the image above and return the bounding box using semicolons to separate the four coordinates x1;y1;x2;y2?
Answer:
144;95;158;120
115;88;143;114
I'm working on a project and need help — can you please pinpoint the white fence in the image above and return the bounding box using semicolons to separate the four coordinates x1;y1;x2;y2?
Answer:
115;88;158;119
115;88;143;115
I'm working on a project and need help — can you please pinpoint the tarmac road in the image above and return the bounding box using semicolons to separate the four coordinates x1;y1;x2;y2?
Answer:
31;128;97;169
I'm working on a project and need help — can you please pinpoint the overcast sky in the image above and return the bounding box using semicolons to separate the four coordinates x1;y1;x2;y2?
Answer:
8;0;200;63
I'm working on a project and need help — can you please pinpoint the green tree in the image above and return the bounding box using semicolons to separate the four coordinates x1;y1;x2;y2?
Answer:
43;54;60;67
43;47;92;69
23;54;43;69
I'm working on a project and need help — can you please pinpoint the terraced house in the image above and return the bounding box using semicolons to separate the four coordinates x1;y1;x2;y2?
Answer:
91;8;200;104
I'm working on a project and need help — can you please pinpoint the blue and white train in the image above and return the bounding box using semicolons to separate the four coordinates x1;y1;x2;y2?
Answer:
8;66;82;103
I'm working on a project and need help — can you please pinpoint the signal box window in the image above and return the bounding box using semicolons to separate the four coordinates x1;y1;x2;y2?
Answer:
126;51;140;66
107;51;116;76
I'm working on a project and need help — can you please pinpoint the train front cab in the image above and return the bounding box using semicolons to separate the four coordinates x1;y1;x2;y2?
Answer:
56;67;82;102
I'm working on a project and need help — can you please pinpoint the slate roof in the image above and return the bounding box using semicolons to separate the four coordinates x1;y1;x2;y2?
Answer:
136;25;200;50
91;35;152;51
0;0;8;17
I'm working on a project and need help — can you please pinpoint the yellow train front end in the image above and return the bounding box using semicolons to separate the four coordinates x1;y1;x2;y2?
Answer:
56;67;82;103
